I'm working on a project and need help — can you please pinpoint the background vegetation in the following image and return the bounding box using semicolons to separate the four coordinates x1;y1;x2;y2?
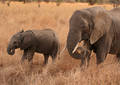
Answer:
0;0;120;4
0;2;120;85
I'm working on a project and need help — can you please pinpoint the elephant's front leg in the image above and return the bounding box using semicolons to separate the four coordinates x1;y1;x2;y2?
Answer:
43;54;49;65
21;49;35;64
21;50;28;63
96;50;107;65
85;51;91;67
27;50;35;64
96;43;109;65
96;34;112;65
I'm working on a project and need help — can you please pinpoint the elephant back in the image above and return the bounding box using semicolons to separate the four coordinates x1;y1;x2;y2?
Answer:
109;7;120;18
32;29;58;49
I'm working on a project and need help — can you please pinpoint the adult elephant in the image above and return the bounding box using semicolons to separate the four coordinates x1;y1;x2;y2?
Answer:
67;7;120;65
7;29;60;65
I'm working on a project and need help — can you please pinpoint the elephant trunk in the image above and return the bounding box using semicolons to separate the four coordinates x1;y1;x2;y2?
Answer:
7;45;15;55
67;30;82;59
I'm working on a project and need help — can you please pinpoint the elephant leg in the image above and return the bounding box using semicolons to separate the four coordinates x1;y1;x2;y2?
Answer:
21;49;28;63
27;50;35;64
80;57;85;67
51;52;58;63
51;54;57;61
21;48;35;64
85;51;91;67
117;54;120;62
43;54;49;65
96;51;107;65
96;34;112;65
96;42;109;65
96;42;111;65
77;47;91;67
51;41;59;61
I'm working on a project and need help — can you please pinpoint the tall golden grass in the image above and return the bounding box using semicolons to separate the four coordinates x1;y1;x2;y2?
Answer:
0;2;120;85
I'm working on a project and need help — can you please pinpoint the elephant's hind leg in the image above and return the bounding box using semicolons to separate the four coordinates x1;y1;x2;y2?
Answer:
51;41;59;62
51;52;58;63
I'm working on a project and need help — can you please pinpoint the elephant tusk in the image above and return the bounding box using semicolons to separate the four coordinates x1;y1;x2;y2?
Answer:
77;50;82;54
72;42;79;54
72;41;84;54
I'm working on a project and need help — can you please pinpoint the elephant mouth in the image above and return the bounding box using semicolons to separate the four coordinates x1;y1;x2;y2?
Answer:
72;41;84;54
7;48;15;55
76;47;91;56
72;41;91;58
73;47;87;57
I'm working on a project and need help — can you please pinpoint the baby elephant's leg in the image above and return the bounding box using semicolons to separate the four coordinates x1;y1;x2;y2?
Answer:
21;49;35;64
27;50;35;64
51;49;57;61
43;54;49;65
117;54;120;62
51;48;58;62
21;50;28;63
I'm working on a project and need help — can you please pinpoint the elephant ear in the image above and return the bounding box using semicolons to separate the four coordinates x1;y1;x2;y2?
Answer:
90;11;112;44
20;31;33;49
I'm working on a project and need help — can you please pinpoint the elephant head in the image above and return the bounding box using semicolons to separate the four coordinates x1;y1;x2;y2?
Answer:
7;30;35;55
67;7;112;59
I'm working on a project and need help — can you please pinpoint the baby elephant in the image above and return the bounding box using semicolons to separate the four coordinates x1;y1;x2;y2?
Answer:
7;29;60;65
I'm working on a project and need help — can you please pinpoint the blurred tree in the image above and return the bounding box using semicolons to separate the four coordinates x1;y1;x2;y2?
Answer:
1;0;5;3
23;0;33;3
87;0;96;5
56;0;63;6
79;0;87;2
110;0;120;8
44;0;49;2
1;0;120;7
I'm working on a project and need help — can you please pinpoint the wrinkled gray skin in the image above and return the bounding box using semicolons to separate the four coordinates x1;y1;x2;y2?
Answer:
67;7;120;65
7;29;60;65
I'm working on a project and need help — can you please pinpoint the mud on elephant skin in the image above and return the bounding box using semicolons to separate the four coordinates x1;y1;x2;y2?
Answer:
7;29;60;65
67;7;120;65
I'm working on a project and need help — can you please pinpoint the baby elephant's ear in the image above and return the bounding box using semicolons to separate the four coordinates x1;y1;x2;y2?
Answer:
90;11;112;44
20;31;33;49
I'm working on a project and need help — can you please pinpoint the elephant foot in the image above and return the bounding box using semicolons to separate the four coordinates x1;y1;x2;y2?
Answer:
96;60;103;66
80;62;89;69
43;60;48;66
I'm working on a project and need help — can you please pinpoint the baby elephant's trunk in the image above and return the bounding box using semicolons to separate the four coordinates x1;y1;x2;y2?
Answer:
7;45;15;55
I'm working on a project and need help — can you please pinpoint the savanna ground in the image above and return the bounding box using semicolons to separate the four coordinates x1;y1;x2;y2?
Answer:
0;2;120;85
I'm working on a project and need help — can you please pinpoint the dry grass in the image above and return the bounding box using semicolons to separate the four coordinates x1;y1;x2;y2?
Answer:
0;2;120;85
